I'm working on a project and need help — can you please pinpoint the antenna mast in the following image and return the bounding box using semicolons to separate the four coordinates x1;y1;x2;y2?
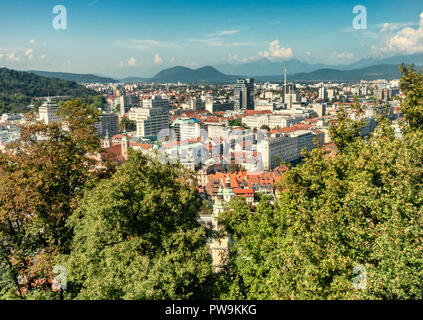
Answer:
284;65;287;96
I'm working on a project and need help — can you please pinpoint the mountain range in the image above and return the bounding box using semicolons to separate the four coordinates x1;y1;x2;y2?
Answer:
127;64;404;83
214;54;423;77
23;53;423;84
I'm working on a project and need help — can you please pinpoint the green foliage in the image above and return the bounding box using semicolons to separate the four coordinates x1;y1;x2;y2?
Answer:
119;116;136;132
228;118;244;127
329;98;366;152
64;152;214;300
0;100;103;299
399;64;423;131
0;68;97;113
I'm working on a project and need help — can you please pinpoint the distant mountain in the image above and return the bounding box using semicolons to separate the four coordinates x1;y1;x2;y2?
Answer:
344;53;423;70
134;64;403;84
284;64;402;82
214;54;423;77
152;66;238;83
0;67;97;113
215;58;334;77
28;71;118;84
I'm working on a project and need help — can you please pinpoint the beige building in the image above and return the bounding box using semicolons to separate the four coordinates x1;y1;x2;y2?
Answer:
258;130;317;170
129;95;170;138
38;99;61;125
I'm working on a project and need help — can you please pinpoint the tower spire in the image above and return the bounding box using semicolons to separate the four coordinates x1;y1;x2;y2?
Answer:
284;65;287;96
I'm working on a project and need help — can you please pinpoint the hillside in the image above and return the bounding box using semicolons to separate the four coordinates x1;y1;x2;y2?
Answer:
216;58;333;76
153;66;238;83
287;64;402;82
0;68;98;113
252;64;403;82
28;70;118;84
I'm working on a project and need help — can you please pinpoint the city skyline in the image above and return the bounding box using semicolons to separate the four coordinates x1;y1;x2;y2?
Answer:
0;0;423;78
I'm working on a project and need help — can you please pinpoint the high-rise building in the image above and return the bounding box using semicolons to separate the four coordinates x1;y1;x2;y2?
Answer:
234;78;255;110
205;95;234;113
114;95;140;116
38;99;61;125
95;113;119;137
319;84;327;100
375;88;392;101
189;97;202;110
130;95;170;138
312;103;327;117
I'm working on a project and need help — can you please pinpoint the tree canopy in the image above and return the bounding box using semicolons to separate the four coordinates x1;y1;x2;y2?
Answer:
64;152;214;299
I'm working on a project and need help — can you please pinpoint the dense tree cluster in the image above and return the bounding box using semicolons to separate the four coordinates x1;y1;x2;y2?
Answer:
0;68;98;113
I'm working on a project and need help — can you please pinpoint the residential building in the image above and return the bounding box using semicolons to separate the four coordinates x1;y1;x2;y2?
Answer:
130;95;170;138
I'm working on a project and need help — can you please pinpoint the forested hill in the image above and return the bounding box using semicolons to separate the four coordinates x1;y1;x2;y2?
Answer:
0;67;98;113
28;70;118;84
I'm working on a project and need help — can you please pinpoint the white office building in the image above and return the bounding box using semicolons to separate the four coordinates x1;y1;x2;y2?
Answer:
130;95;170;138
38;99;61;125
258;130;317;170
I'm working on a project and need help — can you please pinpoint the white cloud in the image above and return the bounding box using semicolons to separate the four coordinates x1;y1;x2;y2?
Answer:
128;57;137;66
154;53;164;65
373;12;423;56
29;39;35;44
188;38;257;47
118;39;179;51
7;53;20;62
331;51;355;59
170;57;176;64
208;29;240;36
258;40;293;59
304;51;311;56
228;54;254;63
258;51;270;58
269;40;293;58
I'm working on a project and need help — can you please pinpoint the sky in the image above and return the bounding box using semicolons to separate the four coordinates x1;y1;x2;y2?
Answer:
0;0;422;78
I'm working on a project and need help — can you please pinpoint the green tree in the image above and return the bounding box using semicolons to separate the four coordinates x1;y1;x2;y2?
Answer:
119;116;136;132
0;100;102;299
329;98;366;153
63;151;214;299
399;64;423;131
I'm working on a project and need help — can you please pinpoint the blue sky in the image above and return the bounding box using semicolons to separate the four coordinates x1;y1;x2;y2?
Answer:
0;0;422;77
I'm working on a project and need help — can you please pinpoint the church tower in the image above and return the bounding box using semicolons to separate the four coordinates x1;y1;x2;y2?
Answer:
121;130;129;160
102;130;111;149
223;176;235;203
211;177;235;271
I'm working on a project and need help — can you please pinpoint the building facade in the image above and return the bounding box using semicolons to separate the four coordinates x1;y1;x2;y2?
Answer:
234;78;255;110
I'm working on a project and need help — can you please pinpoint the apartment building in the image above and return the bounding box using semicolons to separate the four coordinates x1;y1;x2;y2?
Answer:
258;130;317;170
130;95;170;138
